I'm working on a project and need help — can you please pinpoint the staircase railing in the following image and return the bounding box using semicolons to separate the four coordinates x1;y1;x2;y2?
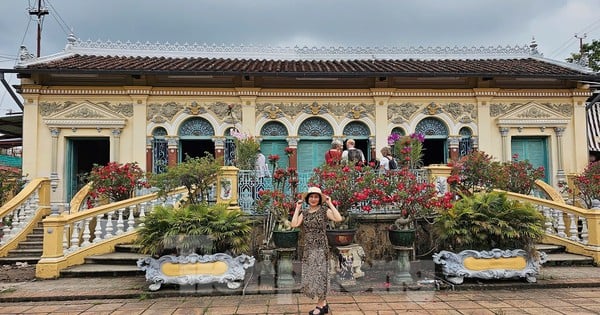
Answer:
36;187;186;279
503;189;600;264
0;178;51;256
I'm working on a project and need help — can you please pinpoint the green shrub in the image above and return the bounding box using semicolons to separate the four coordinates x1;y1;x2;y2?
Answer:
136;203;252;256
433;191;545;254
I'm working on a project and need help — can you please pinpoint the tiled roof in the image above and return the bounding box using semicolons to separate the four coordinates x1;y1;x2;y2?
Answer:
22;55;593;78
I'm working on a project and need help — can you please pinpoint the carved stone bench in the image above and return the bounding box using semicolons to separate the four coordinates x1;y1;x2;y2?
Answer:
137;253;255;291
433;249;547;284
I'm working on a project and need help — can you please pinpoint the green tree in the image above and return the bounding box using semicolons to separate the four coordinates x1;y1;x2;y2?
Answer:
566;39;600;71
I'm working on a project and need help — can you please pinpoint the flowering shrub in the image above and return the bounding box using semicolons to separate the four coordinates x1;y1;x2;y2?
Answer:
87;162;149;202
372;168;454;230
448;151;544;196
573;161;600;208
0;167;25;205
388;132;425;169
308;164;379;229
230;129;260;170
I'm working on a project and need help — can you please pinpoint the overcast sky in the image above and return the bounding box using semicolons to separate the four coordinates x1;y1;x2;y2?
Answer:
1;0;600;114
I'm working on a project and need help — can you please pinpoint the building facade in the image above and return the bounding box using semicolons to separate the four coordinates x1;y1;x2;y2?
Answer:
5;36;599;203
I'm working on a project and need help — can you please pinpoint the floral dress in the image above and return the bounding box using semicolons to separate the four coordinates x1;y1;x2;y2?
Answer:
301;206;329;299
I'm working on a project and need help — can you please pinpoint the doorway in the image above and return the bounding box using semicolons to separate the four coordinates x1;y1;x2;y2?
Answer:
179;139;215;161
422;138;447;166
66;137;110;201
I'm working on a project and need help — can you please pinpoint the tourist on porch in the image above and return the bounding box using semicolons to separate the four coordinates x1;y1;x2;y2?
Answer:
341;139;365;165
325;139;343;166
291;186;342;315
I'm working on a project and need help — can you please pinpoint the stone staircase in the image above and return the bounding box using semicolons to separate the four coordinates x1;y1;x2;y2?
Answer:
536;244;595;266
59;244;148;278
0;225;44;265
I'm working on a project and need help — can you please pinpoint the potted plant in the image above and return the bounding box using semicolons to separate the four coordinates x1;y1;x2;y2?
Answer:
87;161;150;202
571;160;600;208
388;132;425;169
255;163;301;248
308;163;378;246
372;167;454;247
432;191;547;284
230;128;260;170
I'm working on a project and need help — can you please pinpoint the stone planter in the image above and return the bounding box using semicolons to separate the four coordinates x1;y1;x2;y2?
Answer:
137;253;255;291
388;229;415;247
272;230;299;248
432;248;547;284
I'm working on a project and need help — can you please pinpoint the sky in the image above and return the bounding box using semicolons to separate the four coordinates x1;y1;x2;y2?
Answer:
1;0;600;114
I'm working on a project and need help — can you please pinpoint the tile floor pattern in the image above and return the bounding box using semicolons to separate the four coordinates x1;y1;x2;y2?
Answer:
1;288;600;314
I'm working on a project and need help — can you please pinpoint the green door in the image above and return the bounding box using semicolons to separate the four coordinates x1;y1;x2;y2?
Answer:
511;137;549;183
260;140;288;170
297;140;331;173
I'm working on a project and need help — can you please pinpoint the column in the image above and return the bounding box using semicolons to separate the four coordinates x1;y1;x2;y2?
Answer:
213;136;225;165
145;136;153;173
49;128;60;198
499;127;510;162
448;136;460;161
286;137;299;170
167;137;179;167
554;127;566;184
111;128;122;162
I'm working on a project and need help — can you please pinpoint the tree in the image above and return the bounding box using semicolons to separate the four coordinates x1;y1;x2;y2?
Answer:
566;39;600;71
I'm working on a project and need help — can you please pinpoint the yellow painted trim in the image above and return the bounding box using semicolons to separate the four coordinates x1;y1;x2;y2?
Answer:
464;256;527;271
161;261;228;277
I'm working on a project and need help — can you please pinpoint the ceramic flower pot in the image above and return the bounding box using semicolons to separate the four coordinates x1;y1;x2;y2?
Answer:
388;229;415;247
272;230;299;248
326;229;356;246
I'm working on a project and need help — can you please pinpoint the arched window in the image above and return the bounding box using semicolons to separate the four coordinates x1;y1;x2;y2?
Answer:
459;127;473;157
152;127;168;174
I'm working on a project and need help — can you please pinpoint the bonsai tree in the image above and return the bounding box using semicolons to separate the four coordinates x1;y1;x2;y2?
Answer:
87;162;149;202
151;154;221;204
433;191;545;254
136;203;252;256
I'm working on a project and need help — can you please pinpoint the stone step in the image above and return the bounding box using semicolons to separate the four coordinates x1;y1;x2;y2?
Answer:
544;252;595;266
0;256;40;265
17;241;43;249
7;248;42;257
59;264;145;278
26;234;44;241
535;244;565;254
115;243;142;253
83;252;149;265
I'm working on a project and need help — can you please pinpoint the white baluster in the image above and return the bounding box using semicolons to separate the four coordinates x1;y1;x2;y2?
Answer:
63;224;69;250
127;206;135;232
81;218;91;246
93;214;104;243
556;210;567;238
9;210;19;236
138;202;147;227
568;213;580;241
105;211;114;237
543;207;553;234
580;218;589;244
116;208;125;234
69;222;81;251
17;206;27;229
0;215;10;244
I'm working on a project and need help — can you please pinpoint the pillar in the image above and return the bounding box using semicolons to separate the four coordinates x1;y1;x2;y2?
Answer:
448;136;460;161
214;136;225;166
499;127;510;162
145;136;153;173
167;137;179;167
111;128;122;162
287;137;299;170
554;127;566;184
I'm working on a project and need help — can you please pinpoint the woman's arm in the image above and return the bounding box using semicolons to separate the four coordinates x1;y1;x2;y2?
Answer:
290;199;304;228
324;195;343;222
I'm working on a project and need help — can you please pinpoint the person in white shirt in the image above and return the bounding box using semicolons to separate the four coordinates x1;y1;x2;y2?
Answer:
255;150;270;178
341;139;365;165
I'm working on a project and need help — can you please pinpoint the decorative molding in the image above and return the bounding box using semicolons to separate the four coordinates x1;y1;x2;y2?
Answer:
388;102;421;123
40;100;132;118
495;102;571;128
147;102;185;123
22;87;592;98
491;102;573;118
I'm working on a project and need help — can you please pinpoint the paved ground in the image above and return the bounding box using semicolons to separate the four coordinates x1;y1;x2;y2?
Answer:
1;266;599;314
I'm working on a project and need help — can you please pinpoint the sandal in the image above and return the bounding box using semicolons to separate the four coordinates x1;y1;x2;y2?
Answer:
308;306;324;315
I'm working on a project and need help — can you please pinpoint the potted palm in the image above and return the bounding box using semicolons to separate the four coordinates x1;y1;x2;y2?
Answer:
432;191;547;284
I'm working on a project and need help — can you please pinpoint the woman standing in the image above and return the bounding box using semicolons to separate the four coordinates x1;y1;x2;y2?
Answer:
291;186;343;315
324;140;343;166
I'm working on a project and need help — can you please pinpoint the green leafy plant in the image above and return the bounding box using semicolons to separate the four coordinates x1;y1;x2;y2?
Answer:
494;154;545;195
388;132;425;169
433;191;545;254
151;154;221;204
136;203;252;256
0;168;25;205
230;129;260;170
255;166;299;232
87;162;149;202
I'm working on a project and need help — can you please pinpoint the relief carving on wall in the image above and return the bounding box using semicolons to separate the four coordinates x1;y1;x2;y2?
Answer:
97;102;133;117
303;102;328;115
424;102;442;115
442;103;477;121
185;101;207;116
388;102;421;123
65;107;104;118
207;101;240;122
39;101;76;116
147;102;184;123
490;102;572;118
517;107;551;119
256;102;307;119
